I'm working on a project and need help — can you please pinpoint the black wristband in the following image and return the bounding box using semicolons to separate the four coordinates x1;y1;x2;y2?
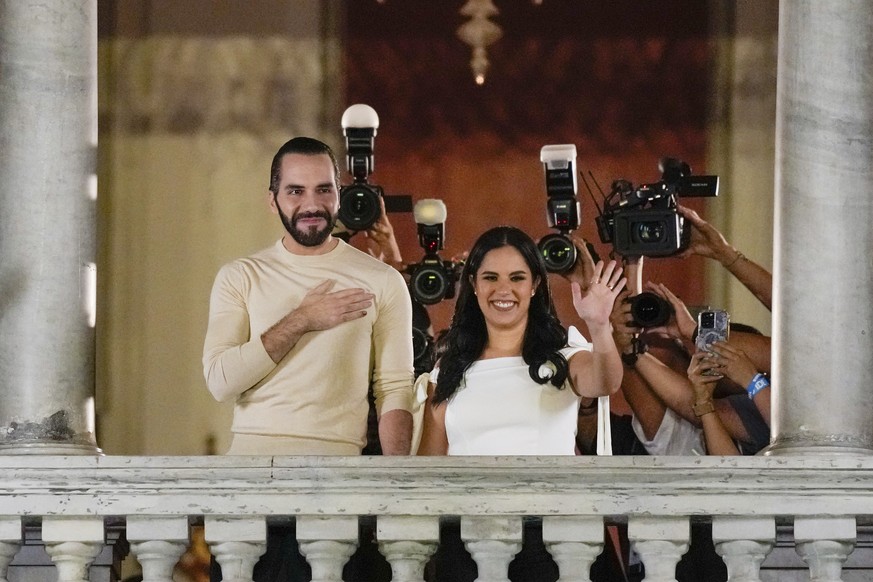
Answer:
621;337;648;367
691;325;699;344
621;351;639;367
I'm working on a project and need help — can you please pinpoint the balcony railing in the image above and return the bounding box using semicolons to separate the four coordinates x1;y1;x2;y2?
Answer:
1;455;873;582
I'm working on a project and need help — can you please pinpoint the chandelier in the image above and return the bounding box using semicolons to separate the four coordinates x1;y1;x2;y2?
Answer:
456;0;503;85
377;0;543;85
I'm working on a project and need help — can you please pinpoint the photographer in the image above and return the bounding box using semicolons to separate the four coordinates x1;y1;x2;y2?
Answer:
648;281;772;426
687;351;740;456
677;205;773;311
612;269;770;455
359;196;405;271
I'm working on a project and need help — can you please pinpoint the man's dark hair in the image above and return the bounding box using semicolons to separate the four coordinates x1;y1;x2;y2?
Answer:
269;137;341;194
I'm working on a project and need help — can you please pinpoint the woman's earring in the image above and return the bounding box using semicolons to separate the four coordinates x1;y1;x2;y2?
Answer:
531;290;536;297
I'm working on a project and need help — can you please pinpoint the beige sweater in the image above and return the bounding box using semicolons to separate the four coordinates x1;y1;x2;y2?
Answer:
203;238;413;454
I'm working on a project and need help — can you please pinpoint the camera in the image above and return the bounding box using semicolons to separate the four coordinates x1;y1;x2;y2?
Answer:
538;144;582;273
627;292;672;328
407;199;462;305
338;104;385;231
411;299;435;376
595;158;719;257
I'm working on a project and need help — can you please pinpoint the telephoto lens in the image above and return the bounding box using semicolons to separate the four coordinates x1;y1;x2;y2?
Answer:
628;292;671;328
538;233;577;273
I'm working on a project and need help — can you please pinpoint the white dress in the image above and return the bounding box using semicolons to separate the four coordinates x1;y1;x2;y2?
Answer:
430;330;592;456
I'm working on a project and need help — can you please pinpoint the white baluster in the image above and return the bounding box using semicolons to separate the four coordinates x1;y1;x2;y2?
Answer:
461;516;522;582
127;516;190;582
0;517;21;582
794;517;856;582
712;516;775;582
628;516;689;582
42;517;104;582
296;516;358;582
204;516;266;582
542;517;604;582
377;516;439;582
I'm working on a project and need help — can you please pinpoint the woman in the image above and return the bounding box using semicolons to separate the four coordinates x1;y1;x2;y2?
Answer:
417;225;626;456
414;226;625;582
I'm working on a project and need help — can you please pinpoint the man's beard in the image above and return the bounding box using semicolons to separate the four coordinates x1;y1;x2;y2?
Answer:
278;206;335;247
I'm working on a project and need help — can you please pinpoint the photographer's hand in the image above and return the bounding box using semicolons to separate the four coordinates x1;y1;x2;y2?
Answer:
609;289;636;355
363;197;404;272
687;351;739;455
688;351;722;401
645;281;697;345
561;234;598;292
678;205;772;310
677;205;737;263
707;341;757;389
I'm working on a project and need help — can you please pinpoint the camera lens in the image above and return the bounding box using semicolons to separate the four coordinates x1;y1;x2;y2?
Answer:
629;292;671;328
538;234;577;273
635;221;666;243
338;184;382;231
700;312;715;328
411;267;449;305
412;326;429;361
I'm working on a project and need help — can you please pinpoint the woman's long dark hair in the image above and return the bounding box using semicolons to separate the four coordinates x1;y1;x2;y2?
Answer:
432;226;569;404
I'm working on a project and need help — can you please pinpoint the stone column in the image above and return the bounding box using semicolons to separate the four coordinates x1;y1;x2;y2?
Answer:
766;0;873;455
0;0;100;453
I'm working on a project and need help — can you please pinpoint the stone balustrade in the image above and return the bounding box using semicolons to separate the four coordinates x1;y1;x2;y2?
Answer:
1;455;873;582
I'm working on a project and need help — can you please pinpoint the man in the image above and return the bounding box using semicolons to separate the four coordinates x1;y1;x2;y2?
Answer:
203;137;411;581
203;136;413;456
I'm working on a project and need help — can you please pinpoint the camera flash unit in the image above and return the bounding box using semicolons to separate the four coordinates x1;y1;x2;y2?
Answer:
540;144;578;197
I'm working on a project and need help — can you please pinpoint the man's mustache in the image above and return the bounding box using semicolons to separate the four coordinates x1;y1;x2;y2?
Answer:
294;211;331;222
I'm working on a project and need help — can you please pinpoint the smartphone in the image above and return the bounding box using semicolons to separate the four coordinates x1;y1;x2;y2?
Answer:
695;309;730;353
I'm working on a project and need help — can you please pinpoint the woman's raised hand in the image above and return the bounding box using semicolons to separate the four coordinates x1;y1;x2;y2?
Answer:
571;259;626;328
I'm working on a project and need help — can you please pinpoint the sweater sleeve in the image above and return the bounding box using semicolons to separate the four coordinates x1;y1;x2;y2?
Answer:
202;263;277;402
370;267;414;416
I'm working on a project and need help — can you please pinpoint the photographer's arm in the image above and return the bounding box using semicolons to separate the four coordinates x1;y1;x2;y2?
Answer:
723;331;772;375
709;340;771;425
633;353;700;425
363;197;406;272
646;282;698;353
609;256;671;440
633;349;756;443
560;234;598;292
607;284;667;440
678;206;772;310
688;352;740;455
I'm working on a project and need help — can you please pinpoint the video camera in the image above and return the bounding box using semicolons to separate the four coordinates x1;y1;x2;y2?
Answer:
407;199;463;305
338;104;386;232
594;158;719;257
537;144;582;273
